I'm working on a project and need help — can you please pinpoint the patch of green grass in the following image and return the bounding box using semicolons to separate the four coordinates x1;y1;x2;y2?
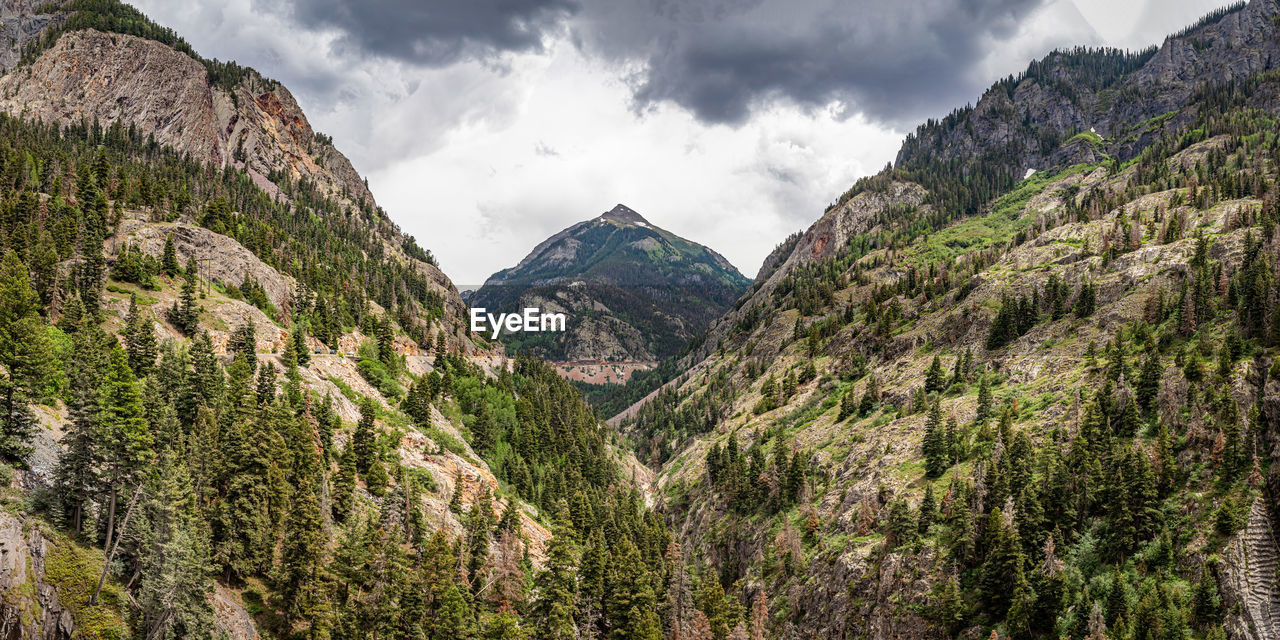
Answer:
918;163;1097;263
43;531;129;638
1066;130;1103;147
326;376;360;404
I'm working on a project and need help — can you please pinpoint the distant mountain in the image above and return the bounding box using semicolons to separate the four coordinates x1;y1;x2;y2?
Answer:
471;204;750;376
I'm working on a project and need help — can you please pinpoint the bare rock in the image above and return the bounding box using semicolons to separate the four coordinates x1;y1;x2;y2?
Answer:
212;584;261;640
1220;498;1280;640
0;513;75;639
110;216;296;310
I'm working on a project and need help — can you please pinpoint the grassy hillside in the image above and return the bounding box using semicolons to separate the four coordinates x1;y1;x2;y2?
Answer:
614;71;1280;640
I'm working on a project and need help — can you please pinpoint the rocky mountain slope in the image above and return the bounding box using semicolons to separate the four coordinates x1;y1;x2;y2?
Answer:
608;2;1280;639
471;203;749;382
0;0;481;356
0;2;663;638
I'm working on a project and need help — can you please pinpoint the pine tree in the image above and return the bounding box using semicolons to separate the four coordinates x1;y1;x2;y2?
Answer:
0;249;56;401
532;503;578;640
607;539;663;640
231;320;257;374
353;398;377;477
0;249;48;460
1136;353;1161;415
170;257;201;335
97;345;155;552
79;227;105;320
1074;281;1096;318
1005;560;1036;640
276;481;328;627
123;294;157;377
923;401;948;477
293;327;310;367
839;386;857;421
161;234;179;275
55;321;109;533
976;375;993;424
332;444;356;523
980;507;1023;613
925;355;946;394
885;497;916;548
377;314;396;369
918;483;937;534
134;451;217;639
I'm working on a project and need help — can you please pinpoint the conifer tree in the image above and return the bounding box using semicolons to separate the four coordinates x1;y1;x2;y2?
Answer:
1074;281;1096;318
170;257;201;335
925;355;946;394
55;321;108;533
532;503;578;640
918;483;937;534
923;400;948;477
1136;353;1161;415
975;375;993;424
79;227;105;320
980;507;1023;613
276;481;328;627
123;294;157;377
377;314;396;369
97;345;155;551
293;327;310;367
353;398;377;477
161;234;179;275
839;386;857;421
332;444;356;523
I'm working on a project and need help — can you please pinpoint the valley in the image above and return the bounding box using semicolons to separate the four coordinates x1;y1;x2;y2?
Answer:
0;1;1274;640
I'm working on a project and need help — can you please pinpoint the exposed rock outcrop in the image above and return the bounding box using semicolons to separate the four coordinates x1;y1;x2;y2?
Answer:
896;0;1280;171
110;217;296;310
0;514;75;640
0;28;372;207
1221;499;1280;640
212;584;261;640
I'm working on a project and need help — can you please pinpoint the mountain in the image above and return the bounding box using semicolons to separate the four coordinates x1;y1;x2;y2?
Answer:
0;2;672;638
471;203;750;383
608;1;1280;639
2;0;1280;639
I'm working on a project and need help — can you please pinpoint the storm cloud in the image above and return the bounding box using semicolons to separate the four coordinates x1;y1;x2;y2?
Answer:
255;0;579;66
254;0;1059;127
571;0;1053;126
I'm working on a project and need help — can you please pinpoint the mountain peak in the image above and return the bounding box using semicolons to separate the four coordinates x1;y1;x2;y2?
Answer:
599;204;648;225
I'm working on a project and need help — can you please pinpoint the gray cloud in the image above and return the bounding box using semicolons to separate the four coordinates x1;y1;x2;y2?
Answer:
254;0;579;65
571;0;1057;127
244;0;1074;128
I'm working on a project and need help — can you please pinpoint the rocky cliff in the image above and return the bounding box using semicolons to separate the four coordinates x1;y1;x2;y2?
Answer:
0;513;84;639
0;22;371;208
896;0;1280;172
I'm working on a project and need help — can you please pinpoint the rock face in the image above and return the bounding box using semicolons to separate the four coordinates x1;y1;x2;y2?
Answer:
896;0;1280;172
1220;498;1280;640
0;514;75;640
0;3;484;357
0;0;64;70
0;27;372;207
110;217;296;310
212;585;261;640
471;204;750;368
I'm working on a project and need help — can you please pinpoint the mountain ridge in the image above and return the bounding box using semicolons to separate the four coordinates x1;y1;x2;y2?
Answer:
472;203;750;373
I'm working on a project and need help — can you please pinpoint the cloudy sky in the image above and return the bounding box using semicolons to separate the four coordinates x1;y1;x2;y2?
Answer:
131;0;1232;286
